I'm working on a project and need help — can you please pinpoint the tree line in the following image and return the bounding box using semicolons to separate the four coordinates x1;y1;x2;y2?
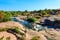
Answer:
0;9;60;22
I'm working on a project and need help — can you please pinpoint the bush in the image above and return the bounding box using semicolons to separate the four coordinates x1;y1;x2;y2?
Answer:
0;36;4;40
11;27;20;33
27;18;37;23
39;10;48;16
0;28;8;32
6;36;11;40
11;27;25;35
32;28;36;31
0;26;24;35
2;13;12;22
31;36;39;40
35;16;41;19
20;36;26;40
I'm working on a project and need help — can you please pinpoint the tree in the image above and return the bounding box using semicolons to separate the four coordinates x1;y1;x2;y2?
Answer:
25;10;28;13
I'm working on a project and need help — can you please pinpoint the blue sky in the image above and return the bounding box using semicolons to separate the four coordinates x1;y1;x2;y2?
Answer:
0;0;60;11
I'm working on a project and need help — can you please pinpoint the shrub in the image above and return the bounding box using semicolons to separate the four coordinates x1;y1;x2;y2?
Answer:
35;16;41;19
0;12;12;22
6;36;11;40
31;36;39;40
11;27;20;33
3;13;12;22
0;28;8;32
0;36;4;40
32;28;36;31
11;27;25;36
20;36;26;40
27;18;37;23
39;10;48;16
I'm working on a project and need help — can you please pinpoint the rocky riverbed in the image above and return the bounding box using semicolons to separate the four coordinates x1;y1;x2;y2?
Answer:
0;21;60;40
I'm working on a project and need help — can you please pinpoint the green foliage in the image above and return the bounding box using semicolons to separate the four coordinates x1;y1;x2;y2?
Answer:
0;12;4;22
20;36;26;40
11;27;20;33
6;36;11;40
27;18;37;23
0;28;8;32
35;16;41;19
40;10;48;16
0;36;4;40
24;10;28;13
11;27;25;35
3;13;12;22
0;11;12;22
21;12;26;16
31;36;39;40
32;28;36;31
0;26;24;36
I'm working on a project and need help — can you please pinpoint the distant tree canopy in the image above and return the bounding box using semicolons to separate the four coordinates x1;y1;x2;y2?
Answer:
25;10;28;13
0;9;59;17
0;9;60;22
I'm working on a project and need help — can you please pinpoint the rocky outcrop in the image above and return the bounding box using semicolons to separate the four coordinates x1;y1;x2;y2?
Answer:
0;21;60;40
0;32;17;40
0;21;24;30
25;29;47;40
40;28;60;40
44;19;60;29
